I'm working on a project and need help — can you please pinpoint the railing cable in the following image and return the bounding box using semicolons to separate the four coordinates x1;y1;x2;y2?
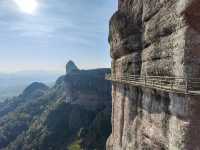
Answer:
105;74;200;95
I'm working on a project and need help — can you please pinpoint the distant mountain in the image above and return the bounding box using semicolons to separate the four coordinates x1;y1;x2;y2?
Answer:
0;70;61;86
0;71;61;102
0;64;111;150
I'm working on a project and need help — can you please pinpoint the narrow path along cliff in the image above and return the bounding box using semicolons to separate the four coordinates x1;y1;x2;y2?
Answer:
106;0;200;150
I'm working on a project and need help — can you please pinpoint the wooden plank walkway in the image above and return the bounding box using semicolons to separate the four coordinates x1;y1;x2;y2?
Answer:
105;74;200;95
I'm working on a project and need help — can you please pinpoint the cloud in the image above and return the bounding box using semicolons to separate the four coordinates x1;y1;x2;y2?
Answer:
0;0;116;38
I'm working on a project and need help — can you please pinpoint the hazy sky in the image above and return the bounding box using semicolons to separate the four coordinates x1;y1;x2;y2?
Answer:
0;0;117;73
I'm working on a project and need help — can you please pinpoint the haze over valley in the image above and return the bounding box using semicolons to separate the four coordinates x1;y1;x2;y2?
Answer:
0;71;61;102
0;1;116;149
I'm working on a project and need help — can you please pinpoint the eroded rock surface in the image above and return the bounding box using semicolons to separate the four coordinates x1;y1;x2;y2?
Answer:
107;0;200;149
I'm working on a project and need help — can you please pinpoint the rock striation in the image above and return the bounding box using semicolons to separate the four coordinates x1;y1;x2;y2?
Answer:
107;0;200;150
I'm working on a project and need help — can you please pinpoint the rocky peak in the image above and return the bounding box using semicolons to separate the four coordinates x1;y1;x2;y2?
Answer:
66;60;79;74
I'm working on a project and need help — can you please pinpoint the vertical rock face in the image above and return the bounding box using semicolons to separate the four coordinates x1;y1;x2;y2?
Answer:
107;0;200;150
64;67;112;109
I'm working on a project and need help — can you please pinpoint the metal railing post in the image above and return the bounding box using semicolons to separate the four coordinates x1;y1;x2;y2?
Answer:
160;78;162;89
185;78;188;94
171;80;173;90
152;78;154;87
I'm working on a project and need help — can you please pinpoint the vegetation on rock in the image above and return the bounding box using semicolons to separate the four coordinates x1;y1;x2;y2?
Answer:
0;67;111;150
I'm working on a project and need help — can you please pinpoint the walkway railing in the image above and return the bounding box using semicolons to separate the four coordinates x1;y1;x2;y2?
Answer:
105;74;200;95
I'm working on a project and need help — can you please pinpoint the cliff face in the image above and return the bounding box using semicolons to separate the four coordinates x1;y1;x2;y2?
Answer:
107;0;200;150
65;68;111;110
63;67;112;150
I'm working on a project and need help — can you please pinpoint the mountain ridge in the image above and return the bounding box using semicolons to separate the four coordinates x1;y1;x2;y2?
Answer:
0;66;112;150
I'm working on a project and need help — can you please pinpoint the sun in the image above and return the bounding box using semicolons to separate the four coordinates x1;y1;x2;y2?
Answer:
13;0;38;15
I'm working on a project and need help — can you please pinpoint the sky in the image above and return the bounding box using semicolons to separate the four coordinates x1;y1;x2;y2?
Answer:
0;0;117;73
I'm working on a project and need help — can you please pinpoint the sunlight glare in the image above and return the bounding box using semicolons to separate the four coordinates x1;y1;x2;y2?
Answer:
13;0;38;15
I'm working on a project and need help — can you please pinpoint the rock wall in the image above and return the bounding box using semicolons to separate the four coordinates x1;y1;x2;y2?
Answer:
107;0;200;149
64;68;111;110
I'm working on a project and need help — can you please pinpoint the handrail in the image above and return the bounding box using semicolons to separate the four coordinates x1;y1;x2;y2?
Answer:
105;74;200;95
